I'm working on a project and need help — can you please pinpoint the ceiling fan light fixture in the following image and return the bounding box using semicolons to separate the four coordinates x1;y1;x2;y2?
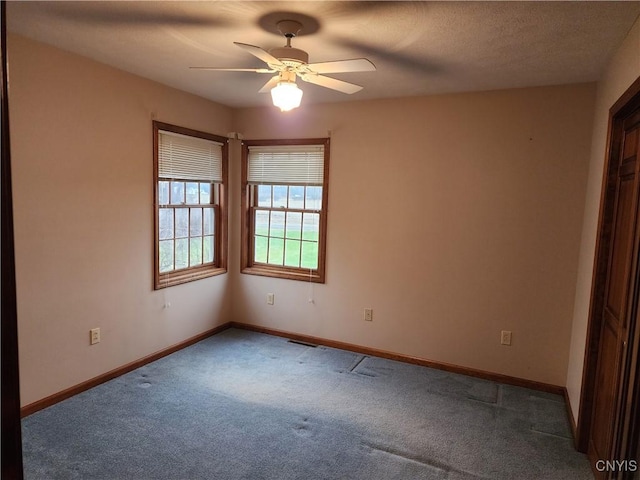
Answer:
191;20;376;107
271;81;303;112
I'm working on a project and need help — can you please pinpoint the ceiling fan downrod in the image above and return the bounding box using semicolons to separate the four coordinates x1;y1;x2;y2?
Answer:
270;20;308;65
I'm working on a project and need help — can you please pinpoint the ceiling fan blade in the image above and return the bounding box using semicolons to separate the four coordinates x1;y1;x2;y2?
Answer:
258;75;282;93
300;74;363;94
306;58;376;74
233;42;283;67
189;67;274;73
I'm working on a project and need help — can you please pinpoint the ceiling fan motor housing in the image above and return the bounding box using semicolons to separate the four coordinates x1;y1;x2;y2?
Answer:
270;20;308;66
269;46;309;66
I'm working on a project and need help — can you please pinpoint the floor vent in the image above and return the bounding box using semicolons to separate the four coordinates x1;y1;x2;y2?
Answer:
288;339;318;348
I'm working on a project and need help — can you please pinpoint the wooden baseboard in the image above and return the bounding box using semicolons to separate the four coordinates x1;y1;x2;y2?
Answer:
22;321;566;418
563;387;579;447
21;323;231;417
230;322;565;395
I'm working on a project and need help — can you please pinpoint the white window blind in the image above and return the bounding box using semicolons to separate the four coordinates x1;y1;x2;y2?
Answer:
159;130;223;182
247;144;324;185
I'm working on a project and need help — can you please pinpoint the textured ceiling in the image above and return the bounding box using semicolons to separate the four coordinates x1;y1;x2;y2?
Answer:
7;1;640;108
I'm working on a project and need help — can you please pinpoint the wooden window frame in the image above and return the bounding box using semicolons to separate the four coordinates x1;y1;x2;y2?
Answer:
153;121;228;289
241;138;330;283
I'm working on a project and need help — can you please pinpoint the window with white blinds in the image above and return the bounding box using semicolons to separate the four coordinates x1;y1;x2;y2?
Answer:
241;138;329;284
247;144;324;185
153;121;228;290
158;130;223;183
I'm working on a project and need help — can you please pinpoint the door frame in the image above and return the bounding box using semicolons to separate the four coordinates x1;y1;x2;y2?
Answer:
578;75;640;472
1;1;25;478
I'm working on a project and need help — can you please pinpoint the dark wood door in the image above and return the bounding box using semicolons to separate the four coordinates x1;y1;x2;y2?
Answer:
588;109;640;479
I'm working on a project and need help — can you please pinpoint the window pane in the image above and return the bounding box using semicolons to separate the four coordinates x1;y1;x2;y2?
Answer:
273;185;288;208
175;238;189;269
255;210;269;237
268;237;284;265
289;186;304;209
190;208;202;236
171;181;185;205
285;212;302;239
305;186;322;210
203;208;214;236
254;235;268;263
270;211;285;238
158;181;170;205
257;185;271;208
303;212;320;242
301;241;318;269
200;183;211;204
203;235;214;263
175;208;189;238
159;209;174;240
190;237;202;266
284;239;301;267
159;240;174;273
186;182;199;204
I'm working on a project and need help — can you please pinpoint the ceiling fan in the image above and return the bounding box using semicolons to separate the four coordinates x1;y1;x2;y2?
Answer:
190;20;376;111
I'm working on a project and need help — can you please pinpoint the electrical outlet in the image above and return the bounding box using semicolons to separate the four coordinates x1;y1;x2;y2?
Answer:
267;293;275;305
364;308;373;321
501;330;512;346
90;328;101;345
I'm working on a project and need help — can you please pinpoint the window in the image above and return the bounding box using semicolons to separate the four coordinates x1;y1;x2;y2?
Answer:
153;121;228;289
241;138;330;283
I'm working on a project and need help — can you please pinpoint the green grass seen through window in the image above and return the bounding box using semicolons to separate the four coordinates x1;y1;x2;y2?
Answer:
254;227;318;269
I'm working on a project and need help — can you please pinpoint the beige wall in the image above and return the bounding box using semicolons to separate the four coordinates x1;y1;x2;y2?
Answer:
231;84;596;386
566;17;640;421
8;35;233;406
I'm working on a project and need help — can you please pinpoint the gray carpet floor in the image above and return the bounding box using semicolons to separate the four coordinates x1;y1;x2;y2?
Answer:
22;328;593;479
